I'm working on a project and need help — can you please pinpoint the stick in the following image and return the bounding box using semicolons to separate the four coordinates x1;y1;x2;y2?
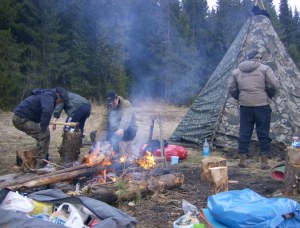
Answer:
50;121;78;127
147;118;155;145
157;115;167;168
42;159;65;169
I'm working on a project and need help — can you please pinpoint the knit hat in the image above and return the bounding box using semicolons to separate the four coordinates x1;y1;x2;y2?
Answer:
105;90;117;105
247;50;261;60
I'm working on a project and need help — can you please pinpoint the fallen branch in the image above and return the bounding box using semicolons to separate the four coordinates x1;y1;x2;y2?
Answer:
0;164;99;190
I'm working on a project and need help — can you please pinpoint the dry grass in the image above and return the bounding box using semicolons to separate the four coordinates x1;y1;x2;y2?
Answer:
0;102;189;175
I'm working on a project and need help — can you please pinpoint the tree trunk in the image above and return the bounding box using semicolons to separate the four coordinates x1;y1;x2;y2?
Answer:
58;131;82;164
284;147;300;196
87;173;184;203
0;164;106;190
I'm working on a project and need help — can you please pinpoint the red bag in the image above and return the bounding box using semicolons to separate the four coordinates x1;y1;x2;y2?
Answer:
155;145;188;161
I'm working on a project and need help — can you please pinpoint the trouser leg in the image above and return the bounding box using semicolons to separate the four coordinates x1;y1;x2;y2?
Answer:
108;133;122;153
238;106;255;155
71;104;91;136
255;105;272;156
12;115;50;167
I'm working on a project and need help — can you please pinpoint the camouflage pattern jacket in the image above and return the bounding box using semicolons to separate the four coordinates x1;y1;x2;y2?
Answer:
228;60;279;107
97;96;137;138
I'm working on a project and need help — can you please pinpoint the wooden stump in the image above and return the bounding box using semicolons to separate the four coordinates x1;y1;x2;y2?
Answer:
200;156;227;182
284;147;300;196
58;131;81;164
209;166;228;195
16;148;37;171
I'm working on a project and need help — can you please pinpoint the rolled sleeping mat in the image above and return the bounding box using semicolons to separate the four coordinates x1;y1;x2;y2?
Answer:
270;163;285;181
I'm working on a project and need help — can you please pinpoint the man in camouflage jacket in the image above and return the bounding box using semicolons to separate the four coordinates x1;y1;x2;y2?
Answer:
91;91;137;154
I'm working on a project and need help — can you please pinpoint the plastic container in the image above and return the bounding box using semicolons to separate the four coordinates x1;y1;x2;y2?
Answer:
49;203;85;228
173;215;194;228
202;138;210;158
30;200;53;215
171;156;179;165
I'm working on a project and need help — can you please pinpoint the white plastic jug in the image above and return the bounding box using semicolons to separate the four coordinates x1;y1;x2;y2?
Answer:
50;203;85;228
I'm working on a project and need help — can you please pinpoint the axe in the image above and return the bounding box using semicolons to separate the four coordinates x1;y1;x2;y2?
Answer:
50;121;80;132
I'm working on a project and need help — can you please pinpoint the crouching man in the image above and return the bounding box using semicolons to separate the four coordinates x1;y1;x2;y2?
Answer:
90;91;137;154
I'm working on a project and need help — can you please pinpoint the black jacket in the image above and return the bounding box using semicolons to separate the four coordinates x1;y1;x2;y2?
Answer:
14;89;57;131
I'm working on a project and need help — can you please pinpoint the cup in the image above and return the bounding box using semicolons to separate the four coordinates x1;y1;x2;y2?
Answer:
171;156;179;165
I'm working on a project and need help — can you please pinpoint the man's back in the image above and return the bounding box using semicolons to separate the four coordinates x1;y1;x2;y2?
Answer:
229;59;279;107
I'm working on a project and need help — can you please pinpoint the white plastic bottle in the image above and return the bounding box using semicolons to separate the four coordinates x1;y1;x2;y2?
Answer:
202;138;210;158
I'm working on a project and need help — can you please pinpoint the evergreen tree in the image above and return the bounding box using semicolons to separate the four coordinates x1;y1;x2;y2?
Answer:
0;0;23;109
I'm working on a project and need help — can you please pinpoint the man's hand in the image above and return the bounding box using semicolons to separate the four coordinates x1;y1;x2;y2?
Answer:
52;118;58;131
115;129;124;137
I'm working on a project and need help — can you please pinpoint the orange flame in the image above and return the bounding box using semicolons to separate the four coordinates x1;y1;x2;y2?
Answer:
83;151;106;166
137;151;156;169
120;155;127;163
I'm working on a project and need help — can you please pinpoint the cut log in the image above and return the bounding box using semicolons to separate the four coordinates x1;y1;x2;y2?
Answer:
200;156;227;182
16;148;37;172
86;173;184;203
209;166;228;195
284;147;300;196
58;131;82;164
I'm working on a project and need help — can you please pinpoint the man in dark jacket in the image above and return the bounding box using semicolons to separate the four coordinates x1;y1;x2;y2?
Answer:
51;91;91;139
228;50;279;169
12;88;68;168
90;91;137;154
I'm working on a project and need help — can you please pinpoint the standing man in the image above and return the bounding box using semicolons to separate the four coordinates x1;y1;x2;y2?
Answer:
12;87;68;168
228;50;279;169
90;90;137;154
51;90;91;141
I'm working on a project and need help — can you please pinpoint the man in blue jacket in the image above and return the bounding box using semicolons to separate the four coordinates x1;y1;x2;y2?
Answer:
12;87;68;168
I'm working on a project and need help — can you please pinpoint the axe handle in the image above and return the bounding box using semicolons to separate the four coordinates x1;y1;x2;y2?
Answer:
50;121;78;127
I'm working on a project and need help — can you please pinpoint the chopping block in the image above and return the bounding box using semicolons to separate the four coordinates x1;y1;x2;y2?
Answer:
53;122;82;164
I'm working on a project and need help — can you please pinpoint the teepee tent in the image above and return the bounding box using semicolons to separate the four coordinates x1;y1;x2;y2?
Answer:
171;13;300;148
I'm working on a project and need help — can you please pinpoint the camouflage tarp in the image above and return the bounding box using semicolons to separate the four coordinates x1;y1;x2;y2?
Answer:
171;14;300;148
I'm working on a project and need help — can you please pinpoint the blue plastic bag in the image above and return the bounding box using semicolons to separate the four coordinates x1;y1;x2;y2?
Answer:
208;188;300;228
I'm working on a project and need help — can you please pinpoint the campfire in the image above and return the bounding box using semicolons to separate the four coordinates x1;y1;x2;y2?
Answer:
81;142;157;184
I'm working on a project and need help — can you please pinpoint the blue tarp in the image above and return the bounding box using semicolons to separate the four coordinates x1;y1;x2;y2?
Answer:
208;188;300;228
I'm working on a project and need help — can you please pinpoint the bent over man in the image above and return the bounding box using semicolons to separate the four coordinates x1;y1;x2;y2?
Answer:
12;88;68;168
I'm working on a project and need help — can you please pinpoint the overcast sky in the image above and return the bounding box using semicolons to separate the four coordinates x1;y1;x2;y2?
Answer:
207;0;300;12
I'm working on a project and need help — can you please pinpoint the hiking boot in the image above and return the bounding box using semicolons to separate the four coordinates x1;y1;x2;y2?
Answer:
260;155;271;169
238;154;248;168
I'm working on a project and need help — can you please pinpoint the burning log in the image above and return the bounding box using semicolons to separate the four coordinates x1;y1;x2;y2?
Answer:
85;173;184;203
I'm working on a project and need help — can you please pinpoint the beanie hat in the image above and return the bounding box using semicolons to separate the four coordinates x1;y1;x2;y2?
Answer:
247;50;261;60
